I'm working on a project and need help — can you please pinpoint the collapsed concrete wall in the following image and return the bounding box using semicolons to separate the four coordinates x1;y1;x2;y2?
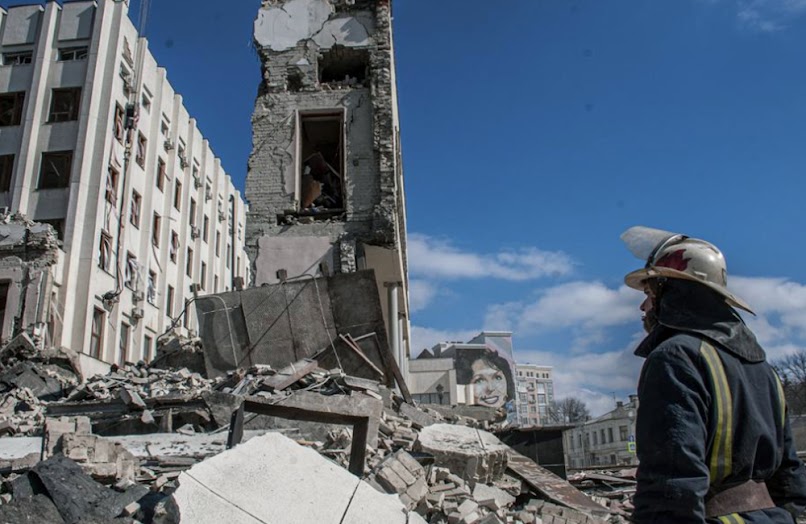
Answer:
0;214;60;348
246;0;406;284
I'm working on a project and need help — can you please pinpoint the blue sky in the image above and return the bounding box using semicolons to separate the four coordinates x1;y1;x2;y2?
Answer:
7;0;806;415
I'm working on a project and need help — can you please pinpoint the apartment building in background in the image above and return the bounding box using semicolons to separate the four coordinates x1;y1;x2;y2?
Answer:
563;395;639;469
515;363;555;427
0;0;247;371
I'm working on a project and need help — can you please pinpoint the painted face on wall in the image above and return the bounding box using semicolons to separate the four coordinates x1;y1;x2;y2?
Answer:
471;358;508;408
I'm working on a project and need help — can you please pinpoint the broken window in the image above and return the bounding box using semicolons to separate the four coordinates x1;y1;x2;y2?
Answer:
297;112;345;215
147;270;157;305
152;212;161;247
186;247;193;277
90;308;105;359
0;92;25;126
0;154;13;191
114;104;125;142
3;52;31;67
136;132;147;167
156;158;166;191
166;285;174;317
174;179;182;211
170;231;179;262
105;165;119;205
58;46;88;61
143;335;153;363
119;322;130;365
130;190;141;228
2;51;32;66
48;88;81;122
38;151;72;189
98;231;112;271
319;47;368;87
124;252;138;289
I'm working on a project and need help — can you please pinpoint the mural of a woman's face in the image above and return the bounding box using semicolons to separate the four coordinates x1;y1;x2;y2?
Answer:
470;358;508;408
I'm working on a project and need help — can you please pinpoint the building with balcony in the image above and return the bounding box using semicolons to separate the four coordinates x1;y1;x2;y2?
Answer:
515;363;555;427
0;0;248;371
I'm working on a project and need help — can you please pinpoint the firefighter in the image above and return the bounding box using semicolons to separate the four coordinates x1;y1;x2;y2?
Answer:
622;226;806;524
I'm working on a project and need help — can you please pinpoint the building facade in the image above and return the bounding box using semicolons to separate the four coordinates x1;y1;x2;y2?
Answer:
245;0;411;376
563;395;639;469
0;0;248;369
408;332;518;411
515;364;555;427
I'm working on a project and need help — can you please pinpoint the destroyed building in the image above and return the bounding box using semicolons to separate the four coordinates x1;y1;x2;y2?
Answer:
0;0;248;371
246;0;411;377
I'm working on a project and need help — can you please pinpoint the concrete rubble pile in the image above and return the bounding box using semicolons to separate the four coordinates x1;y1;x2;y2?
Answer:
0;342;625;523
567;469;637;519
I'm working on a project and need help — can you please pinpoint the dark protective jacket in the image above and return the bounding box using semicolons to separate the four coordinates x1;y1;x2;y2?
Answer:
633;280;806;524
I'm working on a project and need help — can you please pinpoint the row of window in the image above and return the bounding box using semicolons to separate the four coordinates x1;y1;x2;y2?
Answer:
0;88;81;127
518;370;551;379
570;425;630;450
0;45;88;67
89;307;153;365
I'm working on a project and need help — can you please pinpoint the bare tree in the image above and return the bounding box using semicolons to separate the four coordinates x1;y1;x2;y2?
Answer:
773;350;806;416
549;397;591;424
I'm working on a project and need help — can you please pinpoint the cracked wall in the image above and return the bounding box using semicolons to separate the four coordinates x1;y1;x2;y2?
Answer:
246;0;404;286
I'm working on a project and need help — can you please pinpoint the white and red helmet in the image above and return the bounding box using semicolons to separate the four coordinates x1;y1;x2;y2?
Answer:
621;226;754;314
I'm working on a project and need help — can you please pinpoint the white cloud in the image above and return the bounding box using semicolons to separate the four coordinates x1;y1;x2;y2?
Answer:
517;335;645;418
720;0;806;32
408;279;439;313
730;276;806;352
408;233;574;281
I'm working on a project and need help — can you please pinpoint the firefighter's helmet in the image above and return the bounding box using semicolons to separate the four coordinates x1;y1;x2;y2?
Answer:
621;226;754;314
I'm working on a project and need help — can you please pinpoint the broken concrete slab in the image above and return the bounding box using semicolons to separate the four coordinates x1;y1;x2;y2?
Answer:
29;454;148;523
0;493;65;523
172;432;409;523
416;424;509;484
506;451;609;518
472;483;515;511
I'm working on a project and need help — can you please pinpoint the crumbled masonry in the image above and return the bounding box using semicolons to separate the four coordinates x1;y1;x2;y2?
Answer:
0;338;628;523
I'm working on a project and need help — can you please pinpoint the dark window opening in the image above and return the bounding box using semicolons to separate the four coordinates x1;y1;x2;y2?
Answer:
319;47;368;87
119;322;130;365
2;52;32;66
38;151;72;189
130;190;141;228
156;158;166;191
0;154;14;191
152;213;161;247
0;92;25;126
39;219;65;242
166;285;174;317
90;308;104;359
296;112;344;219
48;88;81;122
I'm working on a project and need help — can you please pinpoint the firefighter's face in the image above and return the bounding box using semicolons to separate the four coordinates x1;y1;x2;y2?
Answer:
641;284;657;333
